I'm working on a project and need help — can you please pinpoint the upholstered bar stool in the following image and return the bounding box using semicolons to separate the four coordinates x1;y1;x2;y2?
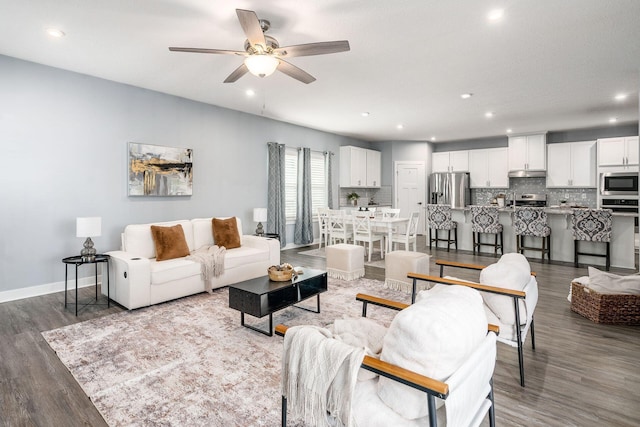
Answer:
426;204;458;251
513;207;551;261
470;205;503;255
571;208;612;270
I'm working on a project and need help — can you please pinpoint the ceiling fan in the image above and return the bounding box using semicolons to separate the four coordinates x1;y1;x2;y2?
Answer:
169;9;350;84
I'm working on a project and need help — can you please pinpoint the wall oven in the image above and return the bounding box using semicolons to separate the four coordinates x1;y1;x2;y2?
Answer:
600;172;639;196
601;198;639;228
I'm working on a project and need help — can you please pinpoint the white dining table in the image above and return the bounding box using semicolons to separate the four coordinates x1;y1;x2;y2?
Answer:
367;217;410;253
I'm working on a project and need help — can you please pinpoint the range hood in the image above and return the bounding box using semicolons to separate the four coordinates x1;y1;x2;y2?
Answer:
508;170;546;178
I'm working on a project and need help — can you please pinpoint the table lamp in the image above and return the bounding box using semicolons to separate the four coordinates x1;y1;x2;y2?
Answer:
77;217;101;261
253;208;267;236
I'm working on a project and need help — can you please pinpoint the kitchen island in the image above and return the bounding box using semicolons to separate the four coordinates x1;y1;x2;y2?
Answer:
434;207;637;269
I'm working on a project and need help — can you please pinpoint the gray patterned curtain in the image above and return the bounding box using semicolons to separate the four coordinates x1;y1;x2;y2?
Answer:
326;151;334;209
294;148;313;244
267;142;286;247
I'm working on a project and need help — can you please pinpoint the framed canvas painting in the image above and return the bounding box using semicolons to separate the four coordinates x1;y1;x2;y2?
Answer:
128;143;193;196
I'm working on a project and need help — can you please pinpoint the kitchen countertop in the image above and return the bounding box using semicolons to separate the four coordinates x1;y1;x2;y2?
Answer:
445;206;637;217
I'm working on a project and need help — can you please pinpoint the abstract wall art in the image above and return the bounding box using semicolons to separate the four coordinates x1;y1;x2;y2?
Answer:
128;143;193;196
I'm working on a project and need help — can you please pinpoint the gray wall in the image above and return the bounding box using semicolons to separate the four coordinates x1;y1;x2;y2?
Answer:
0;55;364;293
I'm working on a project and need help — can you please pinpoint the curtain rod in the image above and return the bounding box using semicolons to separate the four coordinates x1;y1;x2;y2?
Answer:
267;142;333;156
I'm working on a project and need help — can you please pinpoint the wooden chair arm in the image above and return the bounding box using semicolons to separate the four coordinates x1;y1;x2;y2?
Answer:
355;293;409;312
435;259;536;277
274;324;449;399
407;273;526;299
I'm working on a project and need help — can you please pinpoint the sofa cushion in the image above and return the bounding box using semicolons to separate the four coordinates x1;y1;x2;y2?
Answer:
377;285;487;420
150;224;191;261
124;220;194;258
150;258;201;285
192;217;244;249
212;217;241;249
225;246;269;269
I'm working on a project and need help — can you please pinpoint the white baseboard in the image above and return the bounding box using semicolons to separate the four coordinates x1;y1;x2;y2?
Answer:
281;238;319;251
0;275;103;304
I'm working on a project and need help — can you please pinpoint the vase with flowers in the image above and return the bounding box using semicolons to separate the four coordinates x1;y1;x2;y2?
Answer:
347;192;360;206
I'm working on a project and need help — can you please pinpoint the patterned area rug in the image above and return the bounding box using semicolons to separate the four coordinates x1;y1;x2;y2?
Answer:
298;246;386;269
42;277;409;426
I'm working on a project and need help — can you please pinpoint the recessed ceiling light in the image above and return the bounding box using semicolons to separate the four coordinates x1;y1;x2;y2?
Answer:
396;124;404;130
485;111;495;118
506;128;513;133
245;89;255;97
614;93;627;101
46;28;65;38
609;117;618;123
460;93;473;99
430;136;437;142
361;112;370;117
488;9;504;21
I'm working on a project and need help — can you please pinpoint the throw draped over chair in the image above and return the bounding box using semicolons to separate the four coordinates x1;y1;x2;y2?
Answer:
316;207;330;249
513;207;551;261
352;213;385;262
327;209;353;245
426;204;457;251
571;208;613;270
278;288;498;427
390;211;420;251
470;205;503;255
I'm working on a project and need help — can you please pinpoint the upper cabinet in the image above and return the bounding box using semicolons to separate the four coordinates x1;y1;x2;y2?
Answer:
508;133;547;171
546;141;596;188
468;148;509;188
597;136;639;168
432;150;469;173
340;146;381;188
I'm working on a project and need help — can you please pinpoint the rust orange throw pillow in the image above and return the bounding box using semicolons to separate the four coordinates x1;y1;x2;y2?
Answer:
212;217;241;249
150;224;190;261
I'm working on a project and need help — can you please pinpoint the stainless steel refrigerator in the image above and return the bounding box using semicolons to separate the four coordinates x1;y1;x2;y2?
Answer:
429;172;470;208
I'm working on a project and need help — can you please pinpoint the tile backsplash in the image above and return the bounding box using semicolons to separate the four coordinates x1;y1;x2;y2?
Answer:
339;186;392;206
471;177;597;207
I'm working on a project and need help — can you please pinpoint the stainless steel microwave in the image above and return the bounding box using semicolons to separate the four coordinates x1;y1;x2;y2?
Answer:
600;172;639;196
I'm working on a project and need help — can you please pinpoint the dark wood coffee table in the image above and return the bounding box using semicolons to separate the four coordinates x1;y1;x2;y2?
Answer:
228;268;328;336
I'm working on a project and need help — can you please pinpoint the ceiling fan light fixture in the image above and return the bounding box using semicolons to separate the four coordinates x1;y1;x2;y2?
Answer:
244;54;279;78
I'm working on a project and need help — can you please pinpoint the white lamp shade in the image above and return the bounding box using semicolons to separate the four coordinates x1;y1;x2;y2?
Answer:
244;55;279;77
76;217;102;237
253;208;268;222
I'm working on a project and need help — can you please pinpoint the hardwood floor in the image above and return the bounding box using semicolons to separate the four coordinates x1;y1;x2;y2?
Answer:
1;239;639;426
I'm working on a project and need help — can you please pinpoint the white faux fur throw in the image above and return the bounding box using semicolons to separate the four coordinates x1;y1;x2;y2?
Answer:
281;325;365;427
186;245;226;293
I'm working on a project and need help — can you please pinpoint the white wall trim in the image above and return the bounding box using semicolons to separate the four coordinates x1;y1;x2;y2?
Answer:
0;275;102;304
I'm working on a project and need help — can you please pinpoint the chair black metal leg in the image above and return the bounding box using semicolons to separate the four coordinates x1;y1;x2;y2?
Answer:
530;316;536;350
606;242;611;271
488;378;496;427
281;395;287;427
427;395;437;427
514;298;525;387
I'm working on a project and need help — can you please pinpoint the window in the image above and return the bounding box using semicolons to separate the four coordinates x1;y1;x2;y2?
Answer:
284;148;328;221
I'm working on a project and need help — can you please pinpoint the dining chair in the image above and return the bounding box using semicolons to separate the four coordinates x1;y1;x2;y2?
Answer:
389;211;420;251
316;207;330;249
352;212;385;262
327;210;353;245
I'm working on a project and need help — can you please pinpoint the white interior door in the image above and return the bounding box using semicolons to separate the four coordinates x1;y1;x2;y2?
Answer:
395;161;426;233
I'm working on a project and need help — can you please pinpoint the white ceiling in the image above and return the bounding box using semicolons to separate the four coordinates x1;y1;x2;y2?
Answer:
1;0;639;142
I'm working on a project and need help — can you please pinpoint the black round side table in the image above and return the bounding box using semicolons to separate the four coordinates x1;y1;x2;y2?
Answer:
62;254;110;316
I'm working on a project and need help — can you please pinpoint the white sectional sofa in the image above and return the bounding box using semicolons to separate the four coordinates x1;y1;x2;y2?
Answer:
104;217;280;309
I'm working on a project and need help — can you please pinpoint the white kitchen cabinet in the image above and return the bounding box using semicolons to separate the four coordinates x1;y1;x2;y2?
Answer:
508;133;547;171
546;141;596;188
468;148;509;188
366;149;381;187
597;136;639;167
340;146;381;188
432;150;469;172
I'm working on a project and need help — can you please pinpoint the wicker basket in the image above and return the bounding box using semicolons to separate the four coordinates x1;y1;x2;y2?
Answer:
570;282;640;325
268;266;294;282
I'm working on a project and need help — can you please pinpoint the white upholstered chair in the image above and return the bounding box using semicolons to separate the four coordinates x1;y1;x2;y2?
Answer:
278;285;498;427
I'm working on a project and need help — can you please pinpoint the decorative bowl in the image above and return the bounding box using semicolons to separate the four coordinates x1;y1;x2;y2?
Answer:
268;265;294;281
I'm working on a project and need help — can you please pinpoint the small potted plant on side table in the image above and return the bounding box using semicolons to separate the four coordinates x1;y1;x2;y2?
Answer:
347;192;360;206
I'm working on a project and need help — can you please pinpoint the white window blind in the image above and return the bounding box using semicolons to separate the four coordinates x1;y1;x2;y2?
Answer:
284;148;328;221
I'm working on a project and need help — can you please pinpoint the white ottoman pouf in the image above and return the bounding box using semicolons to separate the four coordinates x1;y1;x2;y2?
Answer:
326;243;365;281
385;250;431;295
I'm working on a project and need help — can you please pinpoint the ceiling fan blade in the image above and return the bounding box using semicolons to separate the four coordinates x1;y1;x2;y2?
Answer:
223;63;249;83
273;40;350;58
277;60;316;84
169;47;245;56
236;9;266;49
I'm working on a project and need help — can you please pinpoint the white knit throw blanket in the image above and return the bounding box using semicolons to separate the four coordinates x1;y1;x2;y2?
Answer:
186;245;226;293
281;325;365;427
